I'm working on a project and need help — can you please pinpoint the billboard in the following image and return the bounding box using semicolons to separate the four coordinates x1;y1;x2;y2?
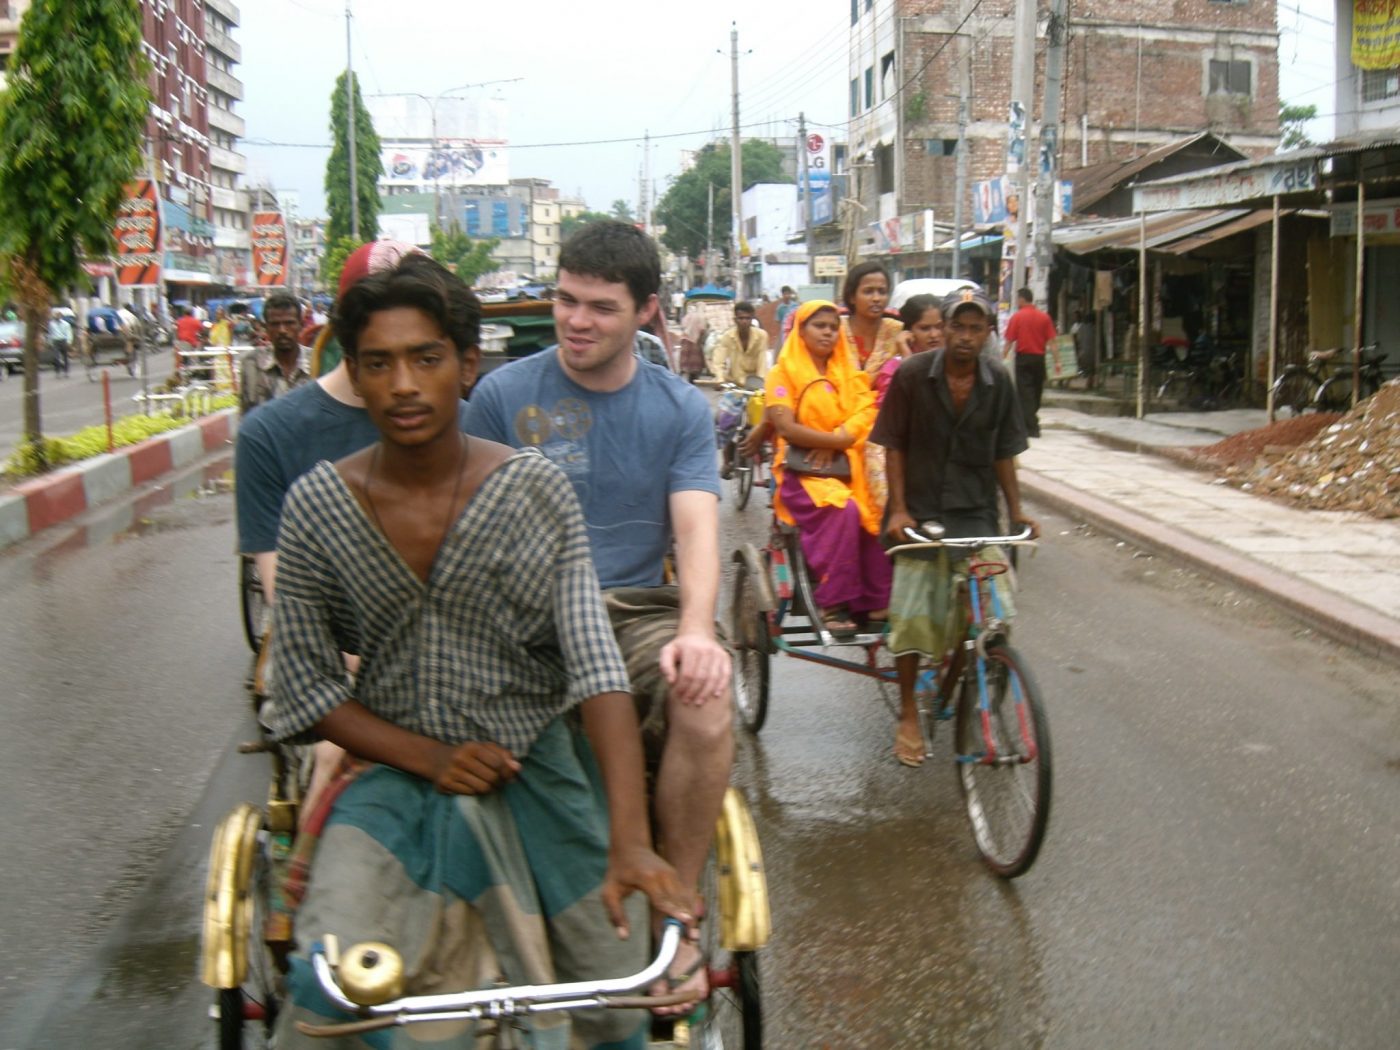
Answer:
251;211;288;286
381;141;509;188
114;179;162;286
1353;0;1400;70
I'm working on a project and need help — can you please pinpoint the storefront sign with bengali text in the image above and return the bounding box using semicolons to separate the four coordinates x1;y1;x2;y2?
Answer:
114;179;161;286
251;211;287;286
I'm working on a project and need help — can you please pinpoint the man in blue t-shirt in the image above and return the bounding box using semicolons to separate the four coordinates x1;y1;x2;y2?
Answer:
465;221;729;1011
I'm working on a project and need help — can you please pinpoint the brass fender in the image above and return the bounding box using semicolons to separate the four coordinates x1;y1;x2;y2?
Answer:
713;787;771;952
201;802;261;989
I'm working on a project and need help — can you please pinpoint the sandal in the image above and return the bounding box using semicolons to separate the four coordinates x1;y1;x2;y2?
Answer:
650;938;708;1017
817;605;858;638
894;726;925;767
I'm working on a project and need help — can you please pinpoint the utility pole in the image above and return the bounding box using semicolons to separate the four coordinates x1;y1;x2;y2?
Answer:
640;130;651;234
1009;0;1036;300
799;112;816;283
705;181;715;285
1031;0;1067;307
345;1;360;241
729;23;744;294
952;2;972;279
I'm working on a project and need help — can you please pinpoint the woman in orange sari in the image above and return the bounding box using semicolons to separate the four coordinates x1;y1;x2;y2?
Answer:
765;301;892;637
841;261;907;509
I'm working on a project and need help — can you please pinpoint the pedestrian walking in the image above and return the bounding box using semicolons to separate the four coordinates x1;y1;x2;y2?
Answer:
1002;288;1061;438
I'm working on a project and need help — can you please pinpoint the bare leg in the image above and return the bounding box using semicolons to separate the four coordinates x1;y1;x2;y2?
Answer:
651;690;734;1014
894;653;923;766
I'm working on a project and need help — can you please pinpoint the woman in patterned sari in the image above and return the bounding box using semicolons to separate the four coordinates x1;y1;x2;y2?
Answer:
841;261;907;510
264;252;690;1049
764;300;892;637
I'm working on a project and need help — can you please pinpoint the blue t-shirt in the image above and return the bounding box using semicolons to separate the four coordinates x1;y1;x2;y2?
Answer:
465;349;719;589
236;379;470;553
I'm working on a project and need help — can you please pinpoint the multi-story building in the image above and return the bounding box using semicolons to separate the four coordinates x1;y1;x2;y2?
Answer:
290;217;327;296
0;1;33;87
203;0;248;292
848;0;1280;276
513;178;564;280
1333;1;1400;136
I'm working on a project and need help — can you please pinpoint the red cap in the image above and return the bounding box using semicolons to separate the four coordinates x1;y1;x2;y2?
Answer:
336;240;424;300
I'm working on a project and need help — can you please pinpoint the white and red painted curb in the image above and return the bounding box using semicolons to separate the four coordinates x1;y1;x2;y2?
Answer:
0;408;239;551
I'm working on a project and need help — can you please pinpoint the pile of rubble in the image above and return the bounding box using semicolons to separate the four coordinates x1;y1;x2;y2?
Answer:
1209;382;1400;518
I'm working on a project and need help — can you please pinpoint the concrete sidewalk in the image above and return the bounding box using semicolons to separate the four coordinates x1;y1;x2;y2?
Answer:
1019;404;1400;664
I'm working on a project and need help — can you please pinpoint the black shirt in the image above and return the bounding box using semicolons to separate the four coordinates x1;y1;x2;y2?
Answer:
870;349;1028;535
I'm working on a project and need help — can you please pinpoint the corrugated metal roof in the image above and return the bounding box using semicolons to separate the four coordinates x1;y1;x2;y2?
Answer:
1061;132;1248;212
1053;209;1251;254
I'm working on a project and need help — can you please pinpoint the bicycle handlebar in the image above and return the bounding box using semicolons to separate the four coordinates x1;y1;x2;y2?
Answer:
304;918;685;1027
885;523;1035;557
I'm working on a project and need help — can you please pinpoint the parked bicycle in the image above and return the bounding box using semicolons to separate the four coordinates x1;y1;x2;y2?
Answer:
1271;343;1386;416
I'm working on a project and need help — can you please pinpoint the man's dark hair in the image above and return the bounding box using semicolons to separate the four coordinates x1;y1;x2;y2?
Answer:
734;301;755;315
780;285;794;295
557;220;660;309
263;292;302;318
332;254;481;359
1017;288;1034;304
841;260;891;309
898;294;941;330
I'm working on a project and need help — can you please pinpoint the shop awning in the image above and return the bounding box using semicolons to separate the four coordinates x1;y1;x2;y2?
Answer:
1053;209;1255;254
1155;208;1285;255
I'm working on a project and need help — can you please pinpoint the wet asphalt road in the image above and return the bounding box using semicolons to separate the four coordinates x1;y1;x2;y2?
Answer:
3;452;1400;1049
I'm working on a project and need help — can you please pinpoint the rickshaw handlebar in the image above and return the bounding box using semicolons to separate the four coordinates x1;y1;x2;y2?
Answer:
885;523;1035;557
305;918;685;1025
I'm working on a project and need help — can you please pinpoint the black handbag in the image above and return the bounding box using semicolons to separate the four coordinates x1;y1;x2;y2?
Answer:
782;379;852;479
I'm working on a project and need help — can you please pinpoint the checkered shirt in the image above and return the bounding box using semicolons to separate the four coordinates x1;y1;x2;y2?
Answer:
263;449;631;756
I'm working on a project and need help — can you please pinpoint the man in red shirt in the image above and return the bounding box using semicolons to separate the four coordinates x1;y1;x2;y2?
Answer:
1002;287;1060;438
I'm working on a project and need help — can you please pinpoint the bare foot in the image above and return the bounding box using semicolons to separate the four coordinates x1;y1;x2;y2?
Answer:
650;933;708;1017
894;720;925;767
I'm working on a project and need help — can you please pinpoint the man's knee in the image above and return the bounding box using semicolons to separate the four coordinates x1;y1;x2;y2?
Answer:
666;693;733;749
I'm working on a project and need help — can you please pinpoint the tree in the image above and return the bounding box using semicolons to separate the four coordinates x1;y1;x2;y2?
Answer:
560;209;613;240
0;0;148;468
610;199;635;222
654;140;789;260
429;222;500;287
325;70;384;245
319;235;360;291
1279;103;1318;150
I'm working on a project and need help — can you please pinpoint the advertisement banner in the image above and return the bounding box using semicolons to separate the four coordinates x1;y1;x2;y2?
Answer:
114;179;162;286
251;211;288;286
1353;0;1400;71
380;140;509;188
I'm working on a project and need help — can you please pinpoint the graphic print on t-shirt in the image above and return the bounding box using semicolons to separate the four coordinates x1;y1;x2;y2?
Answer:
513;400;595;499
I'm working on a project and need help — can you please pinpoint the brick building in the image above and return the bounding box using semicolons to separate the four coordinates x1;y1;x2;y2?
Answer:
847;0;1280;277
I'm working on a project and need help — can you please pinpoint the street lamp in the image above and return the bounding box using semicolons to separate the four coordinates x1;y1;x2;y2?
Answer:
372;78;522;231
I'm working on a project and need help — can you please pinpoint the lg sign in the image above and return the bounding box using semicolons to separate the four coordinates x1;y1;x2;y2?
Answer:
806;133;824;154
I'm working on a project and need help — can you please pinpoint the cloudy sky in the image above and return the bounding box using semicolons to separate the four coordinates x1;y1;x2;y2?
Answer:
239;0;1338;219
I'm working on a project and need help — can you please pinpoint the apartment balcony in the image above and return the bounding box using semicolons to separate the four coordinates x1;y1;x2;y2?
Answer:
205;23;241;64
206;66;243;101
210;145;246;175
211;186;244;211
207;104;245;139
204;0;240;27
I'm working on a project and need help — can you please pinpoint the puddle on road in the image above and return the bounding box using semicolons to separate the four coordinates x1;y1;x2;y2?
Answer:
92;935;200;1002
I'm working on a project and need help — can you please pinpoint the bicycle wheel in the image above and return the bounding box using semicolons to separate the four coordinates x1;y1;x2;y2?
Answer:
735;460;754;510
1317;373;1373;413
1270;370;1317;417
687;791;765;1050
954;644;1051;878
730;561;770;733
239;557;267;654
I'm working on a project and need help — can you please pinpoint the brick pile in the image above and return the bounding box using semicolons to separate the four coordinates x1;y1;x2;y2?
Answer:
1210;382;1400;519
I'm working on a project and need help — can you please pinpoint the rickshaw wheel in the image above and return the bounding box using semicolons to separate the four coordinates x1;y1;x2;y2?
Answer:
684;787;768;1049
729;561;770;733
239;557;268;654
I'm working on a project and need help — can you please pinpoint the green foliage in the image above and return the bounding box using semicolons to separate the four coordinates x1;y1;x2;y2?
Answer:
561;210;613;240
610;199;635;222
654;140;790;260
0;0;150;459
3;395;237;480
0;0;149;291
1279;103;1318;150
429;222;500;286
320;234;360;290
325;71;384;244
